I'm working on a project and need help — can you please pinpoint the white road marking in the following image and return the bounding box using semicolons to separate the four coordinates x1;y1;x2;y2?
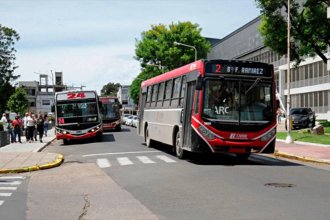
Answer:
96;158;111;168
0;193;12;197
82;150;159;157
0;201;4;206
0;181;21;186
117;157;133;166
0;187;17;190
137;156;155;164
156;155;176;163
0;176;25;180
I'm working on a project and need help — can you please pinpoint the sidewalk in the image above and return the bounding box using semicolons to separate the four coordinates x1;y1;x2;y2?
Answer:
275;122;330;164
0;129;64;174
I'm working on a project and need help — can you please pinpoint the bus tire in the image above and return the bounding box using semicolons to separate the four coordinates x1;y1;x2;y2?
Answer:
145;126;154;148
175;131;185;159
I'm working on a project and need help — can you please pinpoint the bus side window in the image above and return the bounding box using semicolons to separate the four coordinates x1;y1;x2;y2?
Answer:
164;79;172;108
146;86;152;108
151;84;158;107
171;77;181;107
179;76;186;107
157;82;165;107
194;91;200;115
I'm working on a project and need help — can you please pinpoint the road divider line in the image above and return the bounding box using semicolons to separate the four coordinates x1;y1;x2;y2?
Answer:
156;155;176;163
82;150;159;157
96;158;111;168
0;176;26;180
0;193;12;197
0;187;17;190
117;157;133;166
0;200;4;206
137;156;155;164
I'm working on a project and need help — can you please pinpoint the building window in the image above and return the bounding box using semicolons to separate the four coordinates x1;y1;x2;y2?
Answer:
42;100;50;106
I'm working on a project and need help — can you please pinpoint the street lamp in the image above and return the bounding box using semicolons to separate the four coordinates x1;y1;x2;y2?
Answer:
286;0;293;143
146;62;164;73
174;41;197;61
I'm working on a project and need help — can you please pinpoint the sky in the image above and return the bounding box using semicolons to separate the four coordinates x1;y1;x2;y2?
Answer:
0;0;261;94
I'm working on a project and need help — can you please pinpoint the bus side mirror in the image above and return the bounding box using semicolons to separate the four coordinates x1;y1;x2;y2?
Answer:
196;77;203;90
51;105;55;112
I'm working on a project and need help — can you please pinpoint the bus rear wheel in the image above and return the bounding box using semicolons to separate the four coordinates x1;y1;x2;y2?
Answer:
145;127;154;148
175;131;185;159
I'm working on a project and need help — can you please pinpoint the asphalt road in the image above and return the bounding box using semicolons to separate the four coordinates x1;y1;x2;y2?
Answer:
2;126;329;220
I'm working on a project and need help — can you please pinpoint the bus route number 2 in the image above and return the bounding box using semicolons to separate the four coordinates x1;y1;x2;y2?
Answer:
67;92;86;99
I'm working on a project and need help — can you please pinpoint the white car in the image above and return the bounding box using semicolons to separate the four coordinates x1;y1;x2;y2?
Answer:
132;116;138;127
121;114;131;125
125;115;134;126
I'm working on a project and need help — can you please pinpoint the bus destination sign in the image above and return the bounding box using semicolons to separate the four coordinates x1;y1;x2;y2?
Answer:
205;61;272;77
57;91;97;101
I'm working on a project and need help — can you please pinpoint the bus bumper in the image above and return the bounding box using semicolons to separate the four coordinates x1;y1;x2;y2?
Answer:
103;120;121;131
56;127;103;140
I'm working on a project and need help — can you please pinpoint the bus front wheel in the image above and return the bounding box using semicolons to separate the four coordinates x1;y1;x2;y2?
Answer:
175;131;185;159
145;127;154;148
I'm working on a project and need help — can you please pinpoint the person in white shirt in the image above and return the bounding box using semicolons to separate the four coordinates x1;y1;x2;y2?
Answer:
22;112;29;141
26;112;35;143
1;113;8;131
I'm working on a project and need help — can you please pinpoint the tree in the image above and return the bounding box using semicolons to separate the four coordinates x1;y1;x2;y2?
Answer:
6;87;29;115
255;0;330;65
0;24;20;114
100;82;121;96
131;21;211;103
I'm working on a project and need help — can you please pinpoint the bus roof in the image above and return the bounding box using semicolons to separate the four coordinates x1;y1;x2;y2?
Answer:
141;60;204;87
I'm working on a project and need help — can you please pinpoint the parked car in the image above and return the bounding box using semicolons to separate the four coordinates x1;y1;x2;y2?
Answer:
132;116;138;127
121;114;131;125
125;115;134;126
290;107;316;129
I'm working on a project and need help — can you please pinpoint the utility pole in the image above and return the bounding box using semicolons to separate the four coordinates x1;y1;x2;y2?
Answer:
286;0;293;143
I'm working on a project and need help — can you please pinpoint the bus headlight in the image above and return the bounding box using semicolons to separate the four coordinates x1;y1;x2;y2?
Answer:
198;125;215;140
260;128;276;142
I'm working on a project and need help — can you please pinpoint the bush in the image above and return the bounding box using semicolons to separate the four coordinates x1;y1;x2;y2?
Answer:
0;122;3;131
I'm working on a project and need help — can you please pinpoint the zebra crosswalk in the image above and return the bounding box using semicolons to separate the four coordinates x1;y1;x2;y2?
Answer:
95;155;177;168
0;176;25;207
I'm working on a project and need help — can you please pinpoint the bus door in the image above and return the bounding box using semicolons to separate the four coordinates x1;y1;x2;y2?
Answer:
138;90;147;136
182;81;196;149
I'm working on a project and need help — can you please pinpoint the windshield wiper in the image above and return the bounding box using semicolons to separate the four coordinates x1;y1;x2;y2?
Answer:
245;78;260;95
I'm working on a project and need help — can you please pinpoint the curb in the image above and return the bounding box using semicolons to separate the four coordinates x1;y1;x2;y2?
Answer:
0;154;64;174
276;139;330;148
274;151;330;165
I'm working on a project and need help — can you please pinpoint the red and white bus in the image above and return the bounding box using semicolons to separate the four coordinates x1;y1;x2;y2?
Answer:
99;96;122;131
54;90;103;144
137;59;276;159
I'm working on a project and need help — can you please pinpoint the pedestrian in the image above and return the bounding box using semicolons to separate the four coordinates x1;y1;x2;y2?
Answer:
1;113;8;131
22;112;29;142
32;114;38;141
277;108;283;124
44;115;49;137
36;114;45;143
12;116;22;143
26;112;35;143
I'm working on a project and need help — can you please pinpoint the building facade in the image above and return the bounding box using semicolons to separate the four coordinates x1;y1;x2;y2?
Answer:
117;85;136;114
207;17;330;121
19;72;65;114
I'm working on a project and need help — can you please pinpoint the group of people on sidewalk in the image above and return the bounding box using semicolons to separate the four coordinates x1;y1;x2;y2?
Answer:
1;112;50;143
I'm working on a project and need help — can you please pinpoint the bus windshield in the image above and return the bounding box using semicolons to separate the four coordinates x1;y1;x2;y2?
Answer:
101;102;120;119
202;79;274;124
56;101;98;124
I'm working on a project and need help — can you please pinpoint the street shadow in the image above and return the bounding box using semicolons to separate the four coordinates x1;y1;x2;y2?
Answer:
144;141;301;167
60;133;115;146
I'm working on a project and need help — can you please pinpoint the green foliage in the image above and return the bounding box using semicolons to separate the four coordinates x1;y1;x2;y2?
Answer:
100;82;121;96
0;24;20;114
132;21;211;103
6;87;29;115
256;0;330;65
0;122;3;131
